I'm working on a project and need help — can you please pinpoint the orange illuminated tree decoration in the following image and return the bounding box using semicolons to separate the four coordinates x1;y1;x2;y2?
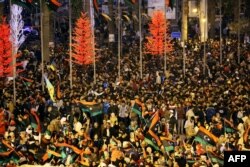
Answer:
72;12;94;65
0;18;12;77
145;10;173;56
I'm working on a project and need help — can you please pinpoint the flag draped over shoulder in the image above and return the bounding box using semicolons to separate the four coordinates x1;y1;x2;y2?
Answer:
77;100;102;117
194;126;218;146
44;76;55;102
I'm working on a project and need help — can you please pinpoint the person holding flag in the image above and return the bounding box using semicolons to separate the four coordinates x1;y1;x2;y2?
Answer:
44;75;55;102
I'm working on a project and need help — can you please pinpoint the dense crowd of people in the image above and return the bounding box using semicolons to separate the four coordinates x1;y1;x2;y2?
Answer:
0;35;249;167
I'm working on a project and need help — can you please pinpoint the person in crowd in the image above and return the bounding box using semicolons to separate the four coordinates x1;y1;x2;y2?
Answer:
0;31;249;166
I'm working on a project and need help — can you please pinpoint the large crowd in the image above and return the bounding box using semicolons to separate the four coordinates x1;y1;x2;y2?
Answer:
0;33;249;167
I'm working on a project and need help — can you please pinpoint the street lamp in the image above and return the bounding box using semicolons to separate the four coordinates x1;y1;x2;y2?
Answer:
219;0;222;64
202;17;206;75
192;8;198;13
139;0;142;78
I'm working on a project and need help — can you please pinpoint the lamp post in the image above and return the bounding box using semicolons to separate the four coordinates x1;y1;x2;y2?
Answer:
69;0;72;89
40;0;44;91
118;0;121;79
182;41;186;78
202;17;206;75
164;0;167;73
139;0;142;78
90;0;96;83
237;0;240;64
219;0;222;64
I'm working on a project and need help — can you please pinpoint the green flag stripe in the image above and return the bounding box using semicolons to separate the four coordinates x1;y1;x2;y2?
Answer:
91;110;103;117
165;145;174;152
144;137;160;151
194;136;212;146
132;107;141;116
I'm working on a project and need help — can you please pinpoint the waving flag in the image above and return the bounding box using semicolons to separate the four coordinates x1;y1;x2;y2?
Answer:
194;126;218;146
144;133;160;151
207;150;224;166
148;111;162;146
131;98;145;117
77;100;103;117
160;136;175;152
44;75;55;102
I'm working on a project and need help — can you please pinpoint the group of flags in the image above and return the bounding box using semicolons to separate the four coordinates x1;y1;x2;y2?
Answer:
131;98;228;165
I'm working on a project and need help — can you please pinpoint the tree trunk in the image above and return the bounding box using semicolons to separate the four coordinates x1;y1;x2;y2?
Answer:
181;0;188;41
208;0;216;38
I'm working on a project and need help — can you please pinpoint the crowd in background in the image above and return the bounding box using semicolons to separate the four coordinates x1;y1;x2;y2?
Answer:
0;33;249;167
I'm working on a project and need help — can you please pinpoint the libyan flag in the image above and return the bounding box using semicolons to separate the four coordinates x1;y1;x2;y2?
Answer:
144;133;160;151
194;126;218;146
224;118;237;134
160;136;175;152
132;99;144;117
78;101;103;117
207;150;224;166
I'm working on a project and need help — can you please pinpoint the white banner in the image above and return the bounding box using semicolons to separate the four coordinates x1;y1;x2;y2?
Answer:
148;0;176;19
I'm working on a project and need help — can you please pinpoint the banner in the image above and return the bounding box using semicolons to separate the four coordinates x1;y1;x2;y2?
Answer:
147;0;176;19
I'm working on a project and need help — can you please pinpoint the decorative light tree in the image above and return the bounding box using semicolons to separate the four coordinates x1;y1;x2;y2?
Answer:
0;17;12;77
145;10;173;56
9;4;26;104
72;12;94;65
10;4;26;55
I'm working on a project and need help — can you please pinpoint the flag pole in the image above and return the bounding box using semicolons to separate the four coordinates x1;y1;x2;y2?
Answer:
237;0;240;64
139;0;142;78
69;0;73;88
40;0;44;91
118;0;121;79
